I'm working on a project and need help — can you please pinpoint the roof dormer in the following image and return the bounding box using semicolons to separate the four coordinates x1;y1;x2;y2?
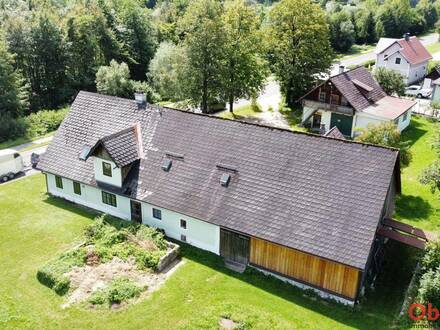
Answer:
81;123;143;187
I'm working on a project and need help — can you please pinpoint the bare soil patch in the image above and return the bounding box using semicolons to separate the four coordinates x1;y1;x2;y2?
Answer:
62;256;183;308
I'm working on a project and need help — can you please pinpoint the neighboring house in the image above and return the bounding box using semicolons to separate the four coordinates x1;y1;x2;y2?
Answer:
375;34;432;85
40;91;404;305
426;65;440;82
299;66;416;137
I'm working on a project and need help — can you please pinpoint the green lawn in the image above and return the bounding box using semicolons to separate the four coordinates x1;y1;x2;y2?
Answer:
426;41;440;55
396;115;440;231
0;174;419;329
218;104;262;120
336;44;376;60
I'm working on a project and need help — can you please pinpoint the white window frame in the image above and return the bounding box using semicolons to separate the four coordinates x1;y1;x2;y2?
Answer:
319;91;326;103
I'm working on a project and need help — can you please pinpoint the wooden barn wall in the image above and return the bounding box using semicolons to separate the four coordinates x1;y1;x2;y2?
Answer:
250;237;360;300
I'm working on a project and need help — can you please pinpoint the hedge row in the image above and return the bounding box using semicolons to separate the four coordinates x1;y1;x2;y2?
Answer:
0;108;68;143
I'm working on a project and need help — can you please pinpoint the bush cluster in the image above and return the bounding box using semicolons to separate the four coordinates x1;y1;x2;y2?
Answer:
0;108;68;143
88;277;143;306
418;240;440;308
36;247;87;295
84;216;168;270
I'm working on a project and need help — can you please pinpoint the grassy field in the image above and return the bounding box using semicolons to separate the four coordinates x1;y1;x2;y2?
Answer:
426;41;440;55
0;174;419;329
218;104;262;120
396;115;440;231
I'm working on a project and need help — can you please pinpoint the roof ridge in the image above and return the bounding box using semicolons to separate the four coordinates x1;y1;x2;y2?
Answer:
78;91;400;154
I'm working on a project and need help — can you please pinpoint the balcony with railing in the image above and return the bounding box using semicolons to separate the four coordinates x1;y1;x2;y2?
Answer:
302;99;354;116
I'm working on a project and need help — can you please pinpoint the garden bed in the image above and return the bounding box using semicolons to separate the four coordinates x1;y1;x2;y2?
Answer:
37;215;180;308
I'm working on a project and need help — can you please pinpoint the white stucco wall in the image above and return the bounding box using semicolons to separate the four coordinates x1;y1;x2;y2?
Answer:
376;45;428;85
45;173;220;255
407;62;428;85
93;157;122;187
432;85;440;104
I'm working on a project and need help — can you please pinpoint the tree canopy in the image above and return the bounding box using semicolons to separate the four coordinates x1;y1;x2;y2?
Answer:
267;0;333;107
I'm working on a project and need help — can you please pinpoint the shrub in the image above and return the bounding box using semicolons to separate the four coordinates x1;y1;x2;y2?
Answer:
422;240;440;272
136;225;168;251
0;116;26;142
37;247;87;295
418;268;440;307
0;108;68;143
88;277;143;306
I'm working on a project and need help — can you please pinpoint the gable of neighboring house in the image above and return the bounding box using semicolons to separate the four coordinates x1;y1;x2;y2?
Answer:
300;67;415;136
375;36;432;84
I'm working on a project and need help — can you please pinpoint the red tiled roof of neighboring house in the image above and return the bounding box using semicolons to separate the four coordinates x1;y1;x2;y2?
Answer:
396;36;432;65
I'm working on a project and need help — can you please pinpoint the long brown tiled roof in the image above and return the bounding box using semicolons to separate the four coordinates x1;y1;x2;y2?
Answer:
39;91;400;270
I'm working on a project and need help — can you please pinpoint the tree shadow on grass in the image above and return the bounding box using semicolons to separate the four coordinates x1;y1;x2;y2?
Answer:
401;116;430;148
395;194;433;222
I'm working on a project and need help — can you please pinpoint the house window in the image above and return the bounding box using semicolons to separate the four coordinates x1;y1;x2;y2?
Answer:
73;182;81;195
152;208;162;220
319;91;326;102
102;162;112;177
180;219;187;229
341;96;348;106
330;94;340;104
181;234;187;242
102;191;117;207
395;58;401;65
402;111;408;122
55;176;63;189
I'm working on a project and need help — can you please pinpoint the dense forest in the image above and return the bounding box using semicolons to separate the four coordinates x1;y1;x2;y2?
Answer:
0;0;439;142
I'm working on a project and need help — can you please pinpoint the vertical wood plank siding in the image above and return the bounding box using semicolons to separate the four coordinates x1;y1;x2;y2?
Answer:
250;237;360;300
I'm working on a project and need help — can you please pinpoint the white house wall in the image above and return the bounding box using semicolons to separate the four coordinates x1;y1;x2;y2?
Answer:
45;173;220;255
93;157;122;187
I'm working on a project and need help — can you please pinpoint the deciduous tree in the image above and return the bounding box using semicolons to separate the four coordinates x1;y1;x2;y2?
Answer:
178;0;226;113
374;67;405;96
222;0;268;113
266;0;333;108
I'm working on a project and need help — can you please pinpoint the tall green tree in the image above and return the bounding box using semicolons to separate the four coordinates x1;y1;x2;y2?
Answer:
356;10;376;44
328;11;355;52
148;41;187;100
96;60;133;98
222;0;268;113
267;0;333;107
178;0;226;113
116;1;157;80
0;33;28;118
65;5;122;92
5;13;68;110
375;0;415;38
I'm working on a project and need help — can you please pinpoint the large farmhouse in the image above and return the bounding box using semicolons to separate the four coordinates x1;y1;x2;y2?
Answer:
300;66;416;137
40;91;404;305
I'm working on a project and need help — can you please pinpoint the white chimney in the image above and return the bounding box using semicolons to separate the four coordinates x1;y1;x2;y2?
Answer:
339;65;345;74
134;93;147;109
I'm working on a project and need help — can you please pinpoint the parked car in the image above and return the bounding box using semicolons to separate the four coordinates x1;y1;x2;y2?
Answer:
31;151;45;168
405;85;432;98
0;149;24;182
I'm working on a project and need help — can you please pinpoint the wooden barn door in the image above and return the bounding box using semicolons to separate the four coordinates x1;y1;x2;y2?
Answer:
220;229;250;265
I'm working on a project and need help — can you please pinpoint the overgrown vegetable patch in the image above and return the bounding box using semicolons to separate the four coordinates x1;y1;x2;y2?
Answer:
37;215;175;308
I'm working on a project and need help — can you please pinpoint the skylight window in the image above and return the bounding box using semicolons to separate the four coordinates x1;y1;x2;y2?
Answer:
162;159;172;171
79;146;91;161
220;173;231;187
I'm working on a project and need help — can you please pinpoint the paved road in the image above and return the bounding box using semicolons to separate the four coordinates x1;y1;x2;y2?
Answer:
331;32;439;75
0;138;51;184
